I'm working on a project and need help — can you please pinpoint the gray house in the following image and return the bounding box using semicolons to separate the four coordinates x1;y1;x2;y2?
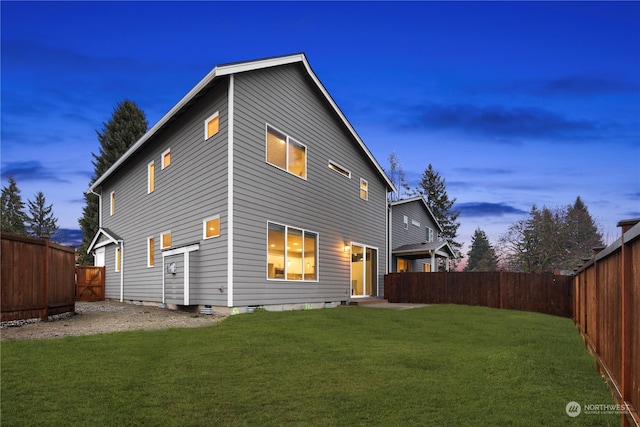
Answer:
389;197;455;272
87;53;395;313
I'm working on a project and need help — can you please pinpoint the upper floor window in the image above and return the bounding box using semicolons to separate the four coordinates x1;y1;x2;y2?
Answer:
427;227;434;242
203;215;221;239
205;112;219;140
148;161;155;193
403;215;409;230
360;178;368;200
266;125;307;179
161;231;172;249
162;148;171;169
267;222;318;281
110;191;115;216
328;160;351;178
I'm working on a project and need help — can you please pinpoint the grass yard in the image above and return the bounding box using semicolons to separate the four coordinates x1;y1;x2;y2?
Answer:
1;305;618;426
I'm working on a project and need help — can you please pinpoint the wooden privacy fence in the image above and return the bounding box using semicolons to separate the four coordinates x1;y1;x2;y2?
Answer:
75;266;105;301
1;233;76;322
573;219;639;427
384;271;572;318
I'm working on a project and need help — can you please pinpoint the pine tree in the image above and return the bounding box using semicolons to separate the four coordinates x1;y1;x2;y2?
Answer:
464;228;498;271
27;191;59;239
77;100;148;264
415;164;462;266
386;152;411;202
1;176;29;235
564;196;603;269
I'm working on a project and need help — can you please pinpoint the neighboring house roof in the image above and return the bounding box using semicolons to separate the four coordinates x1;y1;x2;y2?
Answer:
87;227;123;253
393;241;456;259
389;196;444;233
88;53;395;193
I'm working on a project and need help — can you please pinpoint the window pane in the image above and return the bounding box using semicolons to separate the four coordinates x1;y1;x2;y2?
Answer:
110;192;115;215
266;127;287;170
162;232;171;249
148;162;155;193
360;179;368;200
304;232;317;280
268;223;285;279
148;238;155;267
163;151;171;168
288;139;306;178
205;217;220;238
116;248;121;272
207;115;219;139
287;228;303;280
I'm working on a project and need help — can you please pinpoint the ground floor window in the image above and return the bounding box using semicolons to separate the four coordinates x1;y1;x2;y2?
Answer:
267;222;318;281
397;258;411;272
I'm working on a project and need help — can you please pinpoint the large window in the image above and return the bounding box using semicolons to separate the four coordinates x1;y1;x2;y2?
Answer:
267;222;317;281
266;125;307;179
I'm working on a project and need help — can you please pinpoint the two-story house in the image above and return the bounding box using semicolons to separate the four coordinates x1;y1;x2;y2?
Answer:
87;53;395;313
389;197;455;272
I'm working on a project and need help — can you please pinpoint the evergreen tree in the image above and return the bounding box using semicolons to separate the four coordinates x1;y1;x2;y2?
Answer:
77;100;148;264
564;196;604;269
414;164;462;266
386;151;411;202
464;228;498;271
1;176;29;235
27;191;59;239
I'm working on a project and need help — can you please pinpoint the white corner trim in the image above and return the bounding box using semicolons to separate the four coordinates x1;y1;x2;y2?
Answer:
227;74;234;307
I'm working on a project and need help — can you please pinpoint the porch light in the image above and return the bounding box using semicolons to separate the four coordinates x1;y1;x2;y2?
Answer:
344;243;351;252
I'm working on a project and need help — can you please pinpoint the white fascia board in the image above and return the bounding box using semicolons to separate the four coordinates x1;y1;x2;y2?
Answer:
390;197;444;233
87;228;121;253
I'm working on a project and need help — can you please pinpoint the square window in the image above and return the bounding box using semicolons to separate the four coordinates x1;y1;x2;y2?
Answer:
266;125;306;179
360;178;368;200
203;216;220;239
148;161;155;193
148;237;155;267
205;112;219;140
161;231;171;249
162;149;171;169
267;222;318;282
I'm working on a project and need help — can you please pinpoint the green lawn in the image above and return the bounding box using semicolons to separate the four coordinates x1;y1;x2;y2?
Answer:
1;305;618;426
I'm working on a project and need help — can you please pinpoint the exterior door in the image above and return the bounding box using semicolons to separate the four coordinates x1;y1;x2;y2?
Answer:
351;244;378;297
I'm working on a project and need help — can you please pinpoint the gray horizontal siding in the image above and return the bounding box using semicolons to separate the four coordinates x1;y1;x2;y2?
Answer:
100;79;229;305
231;63;388;305
391;201;439;249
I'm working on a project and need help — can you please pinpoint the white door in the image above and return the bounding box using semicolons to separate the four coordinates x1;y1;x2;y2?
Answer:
94;247;105;267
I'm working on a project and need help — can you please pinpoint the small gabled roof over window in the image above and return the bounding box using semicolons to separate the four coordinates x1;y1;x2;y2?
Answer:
87;227;123;254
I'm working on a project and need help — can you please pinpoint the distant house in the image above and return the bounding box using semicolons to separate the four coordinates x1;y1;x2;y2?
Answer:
87;53;395;312
389;197;455;272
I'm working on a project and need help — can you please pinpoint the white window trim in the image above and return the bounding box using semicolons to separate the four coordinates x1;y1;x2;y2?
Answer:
147;161;155;194
412;219;421;227
403;215;409;230
161;148;171;169
203;215;221;240
110;191;115;216
204;111;220;140
266;221;319;282
265;124;308;180
147;236;155;268
328;160;351;178
115;247;121;272
160;230;172;249
360;178;368;201
427;227;434;242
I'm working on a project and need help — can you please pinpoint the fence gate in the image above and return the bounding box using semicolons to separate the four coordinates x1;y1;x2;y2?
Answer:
75;266;105;301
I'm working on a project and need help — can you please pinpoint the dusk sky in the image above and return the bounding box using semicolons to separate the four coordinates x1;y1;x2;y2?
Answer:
2;1;639;258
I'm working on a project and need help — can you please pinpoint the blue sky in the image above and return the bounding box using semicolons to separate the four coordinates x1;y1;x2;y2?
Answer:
2;1;639;255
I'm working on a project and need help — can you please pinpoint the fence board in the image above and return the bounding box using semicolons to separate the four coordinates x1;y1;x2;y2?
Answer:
1;233;75;322
384;271;572;318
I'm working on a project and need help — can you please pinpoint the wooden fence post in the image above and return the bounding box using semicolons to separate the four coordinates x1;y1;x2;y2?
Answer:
41;238;49;321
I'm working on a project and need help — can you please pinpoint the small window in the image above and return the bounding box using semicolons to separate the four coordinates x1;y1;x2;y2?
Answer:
110;191;115;216
427;227;434;242
161;231;171;249
412;219;421;227
205;112;219;140
397;258;411;273
328;161;351;178
162;148;171;169
148;161;155;193
203;216;220;239
360;178;368;200
266;125;307;179
403;215;409;230
147;237;155;267
115;247;121;272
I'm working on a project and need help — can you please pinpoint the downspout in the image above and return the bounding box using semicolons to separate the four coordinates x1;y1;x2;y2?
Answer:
119;240;124;302
388;203;392;273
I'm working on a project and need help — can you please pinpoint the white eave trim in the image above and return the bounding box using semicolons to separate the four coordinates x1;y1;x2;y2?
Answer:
87;53;395;193
87;228;121;254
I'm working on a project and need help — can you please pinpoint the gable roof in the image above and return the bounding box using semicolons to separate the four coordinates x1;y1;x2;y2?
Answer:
88;53;395;193
392;241;456;258
389;196;444;233
86;227;123;253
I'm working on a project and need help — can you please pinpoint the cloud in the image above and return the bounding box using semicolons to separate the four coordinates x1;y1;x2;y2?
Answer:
1;161;68;183
396;103;595;140
457;202;528;218
512;75;640;96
